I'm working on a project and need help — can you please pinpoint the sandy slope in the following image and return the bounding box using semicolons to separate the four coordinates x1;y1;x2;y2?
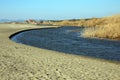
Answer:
0;24;120;80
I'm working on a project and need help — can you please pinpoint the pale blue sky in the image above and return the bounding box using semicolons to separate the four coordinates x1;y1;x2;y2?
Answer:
0;0;120;20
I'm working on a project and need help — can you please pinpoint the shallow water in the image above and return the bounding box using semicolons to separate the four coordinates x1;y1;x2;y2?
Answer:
11;26;120;61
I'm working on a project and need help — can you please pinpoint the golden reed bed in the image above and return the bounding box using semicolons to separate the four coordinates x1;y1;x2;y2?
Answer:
43;15;120;40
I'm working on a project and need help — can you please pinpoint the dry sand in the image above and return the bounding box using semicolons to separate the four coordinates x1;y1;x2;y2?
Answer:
0;23;120;80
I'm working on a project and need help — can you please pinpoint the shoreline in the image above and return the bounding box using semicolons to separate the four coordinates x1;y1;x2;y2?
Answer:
0;23;120;80
10;26;120;62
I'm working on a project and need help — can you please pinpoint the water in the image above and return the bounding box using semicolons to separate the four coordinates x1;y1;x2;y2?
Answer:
11;26;120;61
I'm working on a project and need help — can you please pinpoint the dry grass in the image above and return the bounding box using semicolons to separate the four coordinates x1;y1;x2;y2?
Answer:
82;24;120;40
82;15;120;40
43;14;120;40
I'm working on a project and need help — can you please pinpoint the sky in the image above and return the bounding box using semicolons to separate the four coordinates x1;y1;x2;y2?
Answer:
0;0;120;20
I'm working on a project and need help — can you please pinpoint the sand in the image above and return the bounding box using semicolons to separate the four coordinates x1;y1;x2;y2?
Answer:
0;23;120;80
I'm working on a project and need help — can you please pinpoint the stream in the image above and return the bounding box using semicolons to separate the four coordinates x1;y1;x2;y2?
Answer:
10;26;120;61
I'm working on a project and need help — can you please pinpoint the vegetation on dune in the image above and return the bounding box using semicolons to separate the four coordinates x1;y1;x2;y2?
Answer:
81;15;120;40
24;15;120;40
41;15;120;40
82;23;120;40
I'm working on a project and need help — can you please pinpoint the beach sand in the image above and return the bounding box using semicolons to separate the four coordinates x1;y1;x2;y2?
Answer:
0;23;120;80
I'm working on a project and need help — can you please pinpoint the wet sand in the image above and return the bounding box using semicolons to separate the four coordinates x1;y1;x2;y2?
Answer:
0;23;120;80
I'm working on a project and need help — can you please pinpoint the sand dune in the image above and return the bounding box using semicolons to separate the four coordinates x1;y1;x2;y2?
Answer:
0;23;120;80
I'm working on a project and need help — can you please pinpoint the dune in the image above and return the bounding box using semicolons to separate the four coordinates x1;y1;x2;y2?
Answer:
0;23;120;80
